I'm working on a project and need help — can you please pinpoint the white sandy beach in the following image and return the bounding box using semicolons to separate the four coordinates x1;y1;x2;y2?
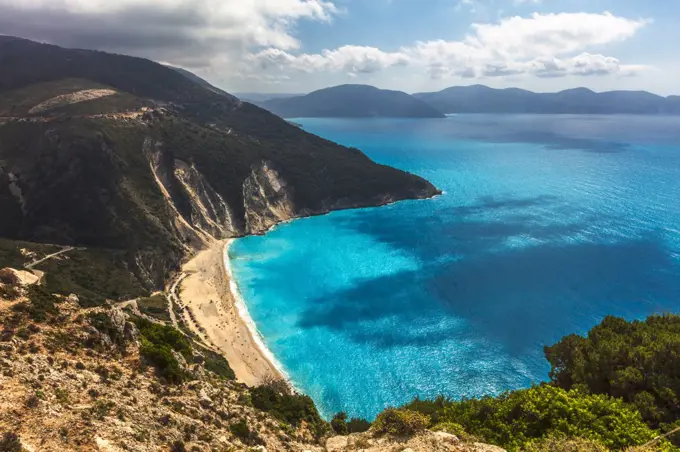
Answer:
177;239;284;386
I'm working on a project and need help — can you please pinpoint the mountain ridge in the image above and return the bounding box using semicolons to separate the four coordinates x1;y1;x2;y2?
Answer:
413;84;680;114
260;84;446;118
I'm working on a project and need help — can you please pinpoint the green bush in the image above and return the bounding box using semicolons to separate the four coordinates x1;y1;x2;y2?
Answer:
545;314;680;434
407;385;659;451
373;408;429;437
347;418;372;434
20;285;59;321
134;318;192;383
249;381;327;435
331;412;348;435
330;412;372;435
230;419;252;443
202;348;235;380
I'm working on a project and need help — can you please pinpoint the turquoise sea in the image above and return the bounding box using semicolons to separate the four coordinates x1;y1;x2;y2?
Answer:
230;115;680;420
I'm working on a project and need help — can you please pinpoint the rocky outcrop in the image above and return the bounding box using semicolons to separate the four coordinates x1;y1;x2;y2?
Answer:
0;268;38;286
0;298;325;452
243;161;295;234
174;159;237;238
147;139;212;251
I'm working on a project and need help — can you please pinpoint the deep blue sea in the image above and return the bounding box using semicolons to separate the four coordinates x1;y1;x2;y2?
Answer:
230;115;680;420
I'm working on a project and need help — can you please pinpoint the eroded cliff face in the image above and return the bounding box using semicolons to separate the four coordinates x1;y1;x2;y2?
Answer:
146;138;296;245
147;139;217;251
243;161;295;234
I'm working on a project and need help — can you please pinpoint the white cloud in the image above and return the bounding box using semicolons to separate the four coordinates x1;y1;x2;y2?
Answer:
0;0;338;64
248;11;650;81
248;45;409;75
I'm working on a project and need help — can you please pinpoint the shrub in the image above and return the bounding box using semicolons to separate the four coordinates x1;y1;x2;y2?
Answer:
202;348;235;380
134;318;191;384
406;385;659;451
545;314;680;433
25;394;40;408
373;408;429;437
347;417;372;434
250;381;325;431
0;432;22;452
18;286;59;321
169;441;186;452
331;412;348;435
230;419;252;443
54;388;70;404
0;284;21;300
330;412;371;435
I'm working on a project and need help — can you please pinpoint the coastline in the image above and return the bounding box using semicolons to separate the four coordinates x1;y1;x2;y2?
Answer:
177;239;285;386
223;239;292;385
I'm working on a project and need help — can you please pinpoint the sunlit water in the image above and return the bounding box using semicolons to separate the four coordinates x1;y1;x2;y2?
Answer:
230;115;680;420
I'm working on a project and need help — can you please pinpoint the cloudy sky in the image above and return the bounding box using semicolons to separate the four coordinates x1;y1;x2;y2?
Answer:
1;0;677;95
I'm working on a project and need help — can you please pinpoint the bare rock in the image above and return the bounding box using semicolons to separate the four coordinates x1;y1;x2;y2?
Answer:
0;268;39;286
434;431;459;443
198;388;212;407
108;308;127;337
326;436;348;452
123;321;139;343
95;436;122;451
171;349;188;369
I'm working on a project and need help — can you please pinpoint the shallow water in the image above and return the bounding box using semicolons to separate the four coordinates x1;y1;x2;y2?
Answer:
230;115;680;420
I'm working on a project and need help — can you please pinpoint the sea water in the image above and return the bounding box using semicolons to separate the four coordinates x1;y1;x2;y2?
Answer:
230;115;680;420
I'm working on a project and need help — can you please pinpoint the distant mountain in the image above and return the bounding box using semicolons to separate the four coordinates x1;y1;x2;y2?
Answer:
261;85;446;118
235;93;304;103
414;85;680;114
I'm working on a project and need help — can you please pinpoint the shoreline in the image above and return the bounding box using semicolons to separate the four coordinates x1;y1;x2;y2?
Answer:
177;239;285;386
223;239;293;385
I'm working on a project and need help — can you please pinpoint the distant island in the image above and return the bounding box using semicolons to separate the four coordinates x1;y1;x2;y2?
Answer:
235;92;303;103
413;85;680;115
259;84;446;119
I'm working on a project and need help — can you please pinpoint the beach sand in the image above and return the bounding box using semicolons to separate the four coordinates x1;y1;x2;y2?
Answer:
177;239;283;386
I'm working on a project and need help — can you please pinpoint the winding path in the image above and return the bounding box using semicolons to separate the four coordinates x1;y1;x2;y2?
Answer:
26;246;76;270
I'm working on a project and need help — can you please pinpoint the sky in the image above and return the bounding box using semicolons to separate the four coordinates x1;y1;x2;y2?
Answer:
0;0;678;95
